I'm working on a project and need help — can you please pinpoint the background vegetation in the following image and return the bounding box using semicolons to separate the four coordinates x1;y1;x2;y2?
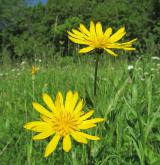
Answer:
1;56;160;165
0;0;160;62
0;0;160;165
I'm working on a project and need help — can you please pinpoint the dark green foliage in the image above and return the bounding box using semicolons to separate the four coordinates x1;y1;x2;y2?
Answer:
0;0;160;60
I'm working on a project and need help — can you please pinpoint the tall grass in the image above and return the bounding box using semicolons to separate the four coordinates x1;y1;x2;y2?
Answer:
0;55;160;164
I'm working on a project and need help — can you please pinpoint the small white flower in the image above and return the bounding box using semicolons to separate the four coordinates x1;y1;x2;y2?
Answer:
157;64;160;67
20;61;26;65
12;69;16;72
17;73;21;76
101;78;107;81
128;65;134;70
140;77;145;81
144;72;149;75
152;56;160;60
136;67;142;71
111;66;114;70
38;59;42;62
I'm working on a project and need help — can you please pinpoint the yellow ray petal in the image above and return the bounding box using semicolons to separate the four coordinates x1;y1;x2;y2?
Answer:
96;22;103;38
104;27;112;39
80;110;94;121
68;31;84;40
71;29;91;41
65;90;73;112
90;21;95;33
123;47;136;50
120;38;137;45
43;93;56;112
55;91;64;111
32;130;55;140
79;46;95;53
90;21;97;40
32;125;52;132
105;43;129;49
74;99;84;114
24;121;46;130
24;121;52;132
71;131;87;144
68;92;79;112
72;29;85;37
80;111;85;116
79;123;96;130
74;110;85;120
82;118;105;125
105;45;123;49
79;23;90;36
63;135;72;152
44;134;60;157
40;114;50;122
104;48;118;56
68;36;90;45
32;102;53;118
78;132;100;140
109;27;126;43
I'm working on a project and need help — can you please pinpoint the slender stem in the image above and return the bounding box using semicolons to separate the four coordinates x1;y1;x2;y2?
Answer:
87;141;92;165
32;75;35;100
94;54;100;96
61;146;64;165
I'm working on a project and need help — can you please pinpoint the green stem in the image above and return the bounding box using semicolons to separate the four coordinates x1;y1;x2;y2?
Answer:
87;141;92;165
32;76;35;100
94;54;100;96
61;147;64;165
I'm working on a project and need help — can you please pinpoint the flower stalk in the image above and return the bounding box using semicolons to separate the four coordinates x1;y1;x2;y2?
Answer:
94;54;100;96
61;146;64;165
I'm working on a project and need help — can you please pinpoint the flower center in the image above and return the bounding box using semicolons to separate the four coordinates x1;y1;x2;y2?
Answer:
52;111;78;136
92;37;108;48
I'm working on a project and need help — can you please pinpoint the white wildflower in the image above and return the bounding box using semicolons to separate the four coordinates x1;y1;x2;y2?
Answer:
140;77;145;81
12;69;16;72
20;61;26;65
152;56;160;60
144;72;149;75
128;65;134;70
38;59;42;62
157;64;160;67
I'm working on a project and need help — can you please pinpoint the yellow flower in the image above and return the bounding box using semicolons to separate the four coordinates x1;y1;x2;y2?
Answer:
24;91;105;157
68;21;137;56
31;66;39;75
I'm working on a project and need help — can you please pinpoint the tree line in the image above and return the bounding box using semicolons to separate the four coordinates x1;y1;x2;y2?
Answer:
0;0;160;62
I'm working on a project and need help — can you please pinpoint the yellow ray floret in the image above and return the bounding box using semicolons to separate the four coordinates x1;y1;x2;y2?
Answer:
24;90;105;157
68;21;137;56
31;66;39;75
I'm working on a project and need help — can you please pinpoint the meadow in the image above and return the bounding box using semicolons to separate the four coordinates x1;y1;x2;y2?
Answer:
0;55;160;165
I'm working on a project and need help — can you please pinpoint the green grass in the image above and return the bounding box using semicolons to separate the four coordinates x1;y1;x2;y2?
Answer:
0;55;160;165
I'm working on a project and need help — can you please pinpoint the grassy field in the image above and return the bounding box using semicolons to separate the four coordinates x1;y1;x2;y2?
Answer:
0;55;160;165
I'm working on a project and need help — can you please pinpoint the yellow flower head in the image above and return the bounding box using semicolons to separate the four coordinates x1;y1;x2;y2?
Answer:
68;21;137;56
24;90;105;157
31;66;39;75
